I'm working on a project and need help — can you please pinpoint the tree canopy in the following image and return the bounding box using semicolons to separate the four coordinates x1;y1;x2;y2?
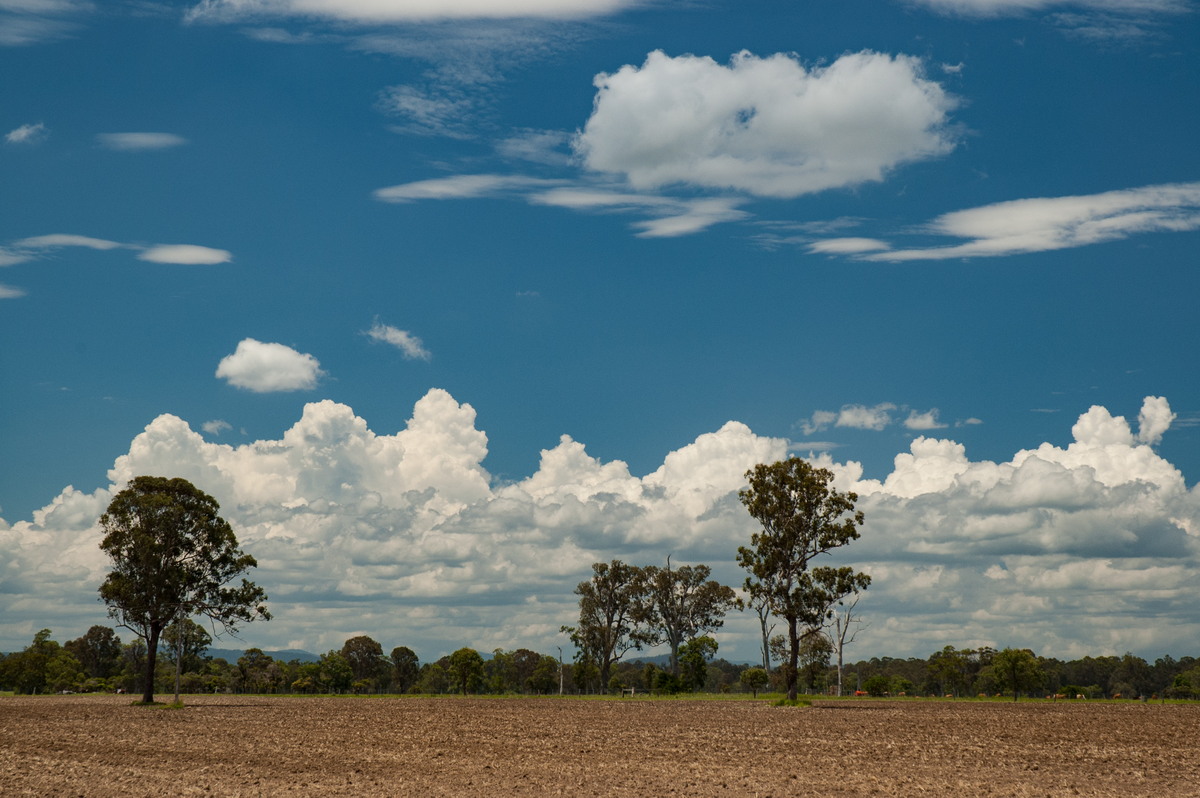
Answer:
98;475;270;703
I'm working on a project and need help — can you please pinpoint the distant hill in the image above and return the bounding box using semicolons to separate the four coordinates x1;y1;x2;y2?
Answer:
206;648;319;663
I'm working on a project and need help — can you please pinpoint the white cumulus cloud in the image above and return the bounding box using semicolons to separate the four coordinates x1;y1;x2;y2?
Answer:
905;409;949;431
576;49;957;198
201;419;232;436
3;393;1196;663
215;338;324;392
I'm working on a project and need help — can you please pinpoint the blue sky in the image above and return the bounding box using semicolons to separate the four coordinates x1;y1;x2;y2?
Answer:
2;0;1200;664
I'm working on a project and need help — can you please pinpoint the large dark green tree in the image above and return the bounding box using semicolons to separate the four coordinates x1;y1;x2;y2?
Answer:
341;635;386;689
991;647;1043;702
65;625;123;681
447;647;485;694
98;476;270;703
390;646;420;693
737;457;870;701
642;559;738;676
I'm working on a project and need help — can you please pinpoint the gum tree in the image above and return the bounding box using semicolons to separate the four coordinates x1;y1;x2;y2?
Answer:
737;457;870;701
98;476;270;704
562;560;651;689
642;559;738;676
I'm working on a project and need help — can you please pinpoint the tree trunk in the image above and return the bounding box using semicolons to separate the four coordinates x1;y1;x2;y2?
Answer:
174;622;183;705
142;626;159;704
786;615;800;702
836;644;844;697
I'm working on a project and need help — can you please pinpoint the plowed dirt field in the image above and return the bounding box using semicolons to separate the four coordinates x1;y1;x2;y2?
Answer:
2;695;1198;797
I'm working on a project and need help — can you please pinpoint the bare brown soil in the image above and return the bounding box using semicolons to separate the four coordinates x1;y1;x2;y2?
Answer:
2;695;1198;797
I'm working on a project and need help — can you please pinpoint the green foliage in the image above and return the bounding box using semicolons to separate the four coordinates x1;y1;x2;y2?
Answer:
990;648;1043;702
863;674;890;696
320;651;353;693
64;626;123;680
162;618;212;674
447;647;485;695
740;667;769;697
97;476;270;703
390;646;420;693
799;630;832;694
655;670;682;695
415;662;449;694
0;629;85;694
527;655;560;694
737;457;870;701
642;560;738;676
341;635;387;689
563;560;652;689
679;636;719;692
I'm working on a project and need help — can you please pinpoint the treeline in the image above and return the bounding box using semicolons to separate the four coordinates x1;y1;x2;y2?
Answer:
6;627;1200;700
844;646;1200;700
0;625;742;696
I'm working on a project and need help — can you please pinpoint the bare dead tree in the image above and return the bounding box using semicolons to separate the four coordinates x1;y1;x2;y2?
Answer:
827;594;867;696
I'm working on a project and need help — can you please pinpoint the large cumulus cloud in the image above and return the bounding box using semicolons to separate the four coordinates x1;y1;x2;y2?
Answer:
2;391;1197;663
576;50;957;198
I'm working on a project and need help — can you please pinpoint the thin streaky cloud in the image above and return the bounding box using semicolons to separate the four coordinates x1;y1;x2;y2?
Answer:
0;283;27;298
15;234;122;249
97;132;188;151
185;0;647;23
4;122;47;143
907;0;1190;16
814;182;1200;261
374;174;565;202
366;320;432;361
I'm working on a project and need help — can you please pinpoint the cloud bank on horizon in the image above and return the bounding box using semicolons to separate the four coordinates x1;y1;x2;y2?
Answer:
2;391;1195;662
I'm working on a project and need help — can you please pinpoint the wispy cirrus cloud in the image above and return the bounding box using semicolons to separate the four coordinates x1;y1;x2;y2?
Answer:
0;233;234;295
373;173;565;202
96;132;188;151
365;320;432;361
908;0;1188;14
904;0;1192;41
810;182;1200;261
186;0;647;23
0;0;91;46
5;122;47;143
